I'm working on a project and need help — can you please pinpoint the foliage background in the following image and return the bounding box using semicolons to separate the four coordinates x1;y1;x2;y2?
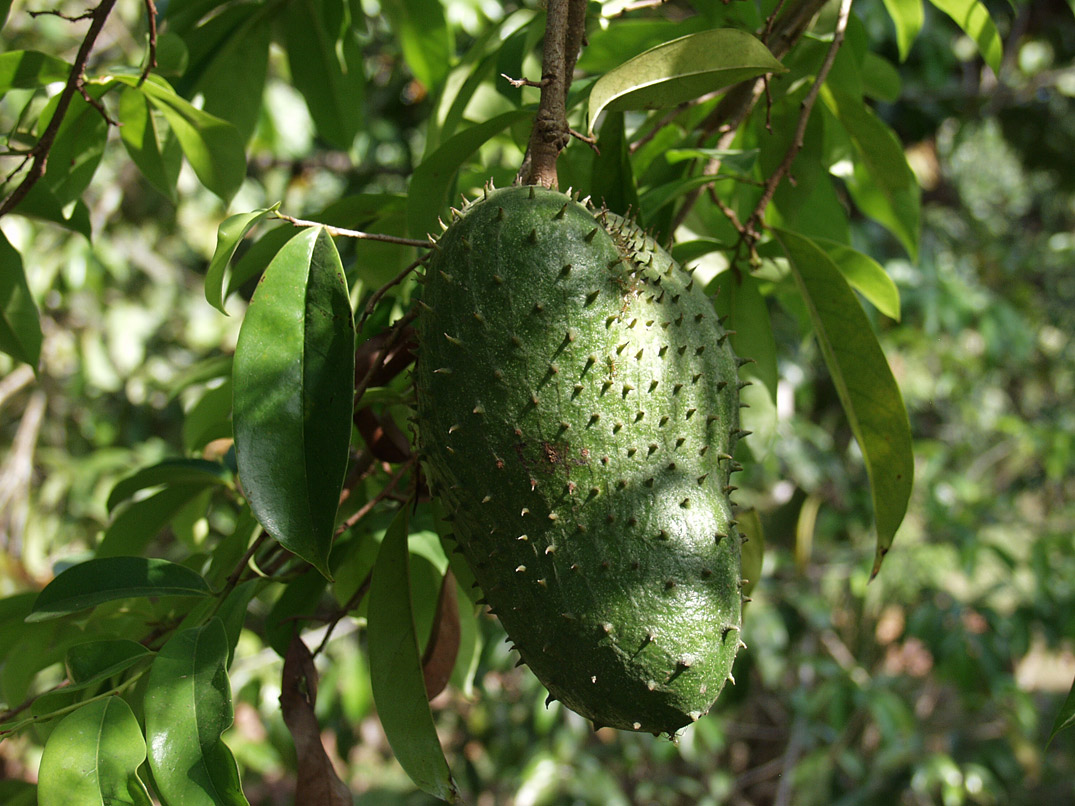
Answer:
2;0;1075;803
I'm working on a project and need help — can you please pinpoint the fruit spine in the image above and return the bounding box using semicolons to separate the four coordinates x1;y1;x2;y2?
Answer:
414;185;747;735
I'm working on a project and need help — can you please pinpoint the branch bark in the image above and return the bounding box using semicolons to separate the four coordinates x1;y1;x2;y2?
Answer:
0;0;119;219
517;0;587;187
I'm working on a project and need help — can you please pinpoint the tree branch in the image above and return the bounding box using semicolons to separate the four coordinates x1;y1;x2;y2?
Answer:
0;0;120;219
517;0;587;187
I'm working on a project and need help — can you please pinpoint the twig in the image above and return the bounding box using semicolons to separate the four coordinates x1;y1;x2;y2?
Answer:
358;253;429;329
501;73;549;89
0;0;120;219
744;0;853;236
312;570;373;657
139;0;158;85
353;308;418;404
334;460;413;536
0;364;35;411
274;212;431;248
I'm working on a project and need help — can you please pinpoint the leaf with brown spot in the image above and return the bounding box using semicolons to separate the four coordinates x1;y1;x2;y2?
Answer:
422;569;461;700
281;634;351;806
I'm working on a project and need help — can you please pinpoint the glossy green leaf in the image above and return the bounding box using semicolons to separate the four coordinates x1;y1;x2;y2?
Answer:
882;0;924;61
182;379;233;452
381;0;451;90
0;230;41;369
38;697;151;806
407;108;531;238
825;89;920;259
67;639;153;684
233;227;356;578
775;229;913;578
591;111;638;217
105;74;245;202
205;204;281;314
368;508;461;802
97;484;214;557
145;619;249;806
9;183;92;237
928;0;1002;74
587;29;785;132
107;458;231;512
283;0;365;149
812;237;901;321
28;557;212;621
38;89;109;205
118;86;182;200
1048;675;1075;747
0;50;70;92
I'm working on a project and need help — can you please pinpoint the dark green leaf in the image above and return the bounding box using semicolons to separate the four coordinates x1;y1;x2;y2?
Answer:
928;0;1002;74
775;229;913;578
38;89;109;205
205;204;282;314
66;639;153;684
38;698;152;806
639;174;731;219
882;0;924;61
97;485;214;557
182;378;233;452
381;0;451;90
7;183;92;237
145;619;249;806
283;0;365;149
118;86;182;200
590;111;638;217
0;230;42;369
0;50;70;92
1048;675;1075;747
587;29;786;132
233;228;355;577
28;557;212;621
107;458;231;512
407;108;531;238
664;147;758;175
368;509;460;802
107;74;245;202
861;52;902;102
737;508;765;598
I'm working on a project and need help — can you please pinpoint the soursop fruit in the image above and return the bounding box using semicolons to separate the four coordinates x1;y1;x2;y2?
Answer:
414;185;747;735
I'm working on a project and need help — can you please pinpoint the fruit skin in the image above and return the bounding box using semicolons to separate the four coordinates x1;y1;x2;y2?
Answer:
414;185;744;735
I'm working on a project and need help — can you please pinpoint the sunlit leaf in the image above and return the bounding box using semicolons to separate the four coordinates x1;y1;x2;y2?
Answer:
587;29;785;132
107;458;231;512
204;204;281;314
38;698;151;806
928;0;1002;74
118;86;182;200
38;89;108;205
812;237;901;321
28;557;212;621
145;619;249;806
775;229;913;578
97;485;215;557
233;227;355;578
368;508;461;802
0;230;41;369
381;0;451;90
66;639;153;683
881;0;924;61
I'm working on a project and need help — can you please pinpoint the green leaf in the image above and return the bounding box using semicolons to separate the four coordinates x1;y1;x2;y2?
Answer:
882;0;924;61
381;0;451;90
105;74;245;202
97;484;215;557
182;378;233;452
824;88;920;259
812;237;901;321
8;183;92;237
664;147;759;175
587;29;786;133
0;50;70;92
928;0;1003;74
28;557;212;621
283;0;365;149
711;271;778;457
118;86;182;200
0;230;41;369
774;229;913;578
38;698;152;806
233;228;356;578
861;52;902;102
107;458;231;512
736;508;765;598
590;111;638;217
66;639;153;684
145;619;249;806
1048;675;1075;747
368;509;460;802
38;89;109;205
407;108;532;239
205;204;281;314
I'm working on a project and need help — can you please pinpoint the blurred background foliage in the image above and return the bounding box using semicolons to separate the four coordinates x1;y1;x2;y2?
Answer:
2;0;1075;803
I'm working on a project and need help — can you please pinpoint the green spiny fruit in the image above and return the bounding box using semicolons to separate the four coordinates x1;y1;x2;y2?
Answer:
414;185;746;736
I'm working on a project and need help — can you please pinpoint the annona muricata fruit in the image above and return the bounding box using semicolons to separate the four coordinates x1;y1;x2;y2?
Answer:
414;185;747;736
